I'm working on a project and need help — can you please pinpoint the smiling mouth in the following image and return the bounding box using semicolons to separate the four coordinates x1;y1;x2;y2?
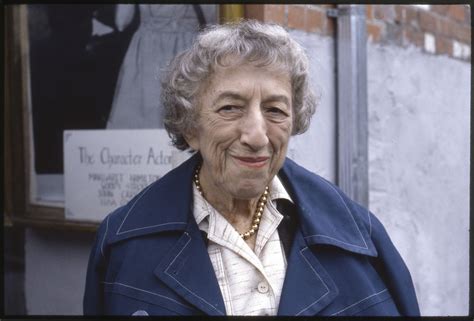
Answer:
234;156;269;168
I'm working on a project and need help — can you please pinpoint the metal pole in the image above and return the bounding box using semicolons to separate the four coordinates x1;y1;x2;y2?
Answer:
329;5;369;206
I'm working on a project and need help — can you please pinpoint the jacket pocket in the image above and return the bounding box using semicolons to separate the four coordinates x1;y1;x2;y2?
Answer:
103;281;199;315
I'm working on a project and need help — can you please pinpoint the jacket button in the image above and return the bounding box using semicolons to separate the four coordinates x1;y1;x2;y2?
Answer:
257;281;269;294
132;310;149;316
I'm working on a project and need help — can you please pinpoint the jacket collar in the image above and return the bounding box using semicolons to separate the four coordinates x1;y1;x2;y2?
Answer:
279;158;377;257
109;153;377;257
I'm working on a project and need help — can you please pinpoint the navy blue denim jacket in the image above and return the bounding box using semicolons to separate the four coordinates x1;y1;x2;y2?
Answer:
83;153;420;316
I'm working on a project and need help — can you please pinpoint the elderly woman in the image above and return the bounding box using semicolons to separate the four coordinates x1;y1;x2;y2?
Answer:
84;20;419;316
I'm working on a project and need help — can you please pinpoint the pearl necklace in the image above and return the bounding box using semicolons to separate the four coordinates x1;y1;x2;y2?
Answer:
193;167;269;240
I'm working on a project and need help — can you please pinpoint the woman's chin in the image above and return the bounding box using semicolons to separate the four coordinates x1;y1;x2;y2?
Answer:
230;184;268;200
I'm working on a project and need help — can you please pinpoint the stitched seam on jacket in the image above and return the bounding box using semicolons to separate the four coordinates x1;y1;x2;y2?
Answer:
304;235;369;250
330;288;388;316
117;222;187;235
101;215;110;257
164;234;225;315
102;281;193;309
315;178;368;249
295;247;330;316
116;183;155;234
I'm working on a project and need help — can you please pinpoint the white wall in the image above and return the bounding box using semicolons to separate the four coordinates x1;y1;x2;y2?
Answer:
289;31;337;182
367;44;470;316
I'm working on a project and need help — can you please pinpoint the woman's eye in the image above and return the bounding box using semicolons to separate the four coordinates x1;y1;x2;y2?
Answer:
266;107;288;116
218;105;240;113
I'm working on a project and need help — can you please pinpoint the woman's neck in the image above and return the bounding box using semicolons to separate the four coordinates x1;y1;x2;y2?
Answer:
197;166;263;234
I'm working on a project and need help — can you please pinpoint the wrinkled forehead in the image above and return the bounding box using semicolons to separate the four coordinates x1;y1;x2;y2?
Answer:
194;56;291;100
214;53;291;75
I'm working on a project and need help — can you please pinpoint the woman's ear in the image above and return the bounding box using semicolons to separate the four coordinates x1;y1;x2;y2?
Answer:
184;132;200;151
184;106;201;150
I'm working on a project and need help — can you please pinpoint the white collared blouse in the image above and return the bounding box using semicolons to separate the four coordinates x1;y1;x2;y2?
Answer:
193;176;293;316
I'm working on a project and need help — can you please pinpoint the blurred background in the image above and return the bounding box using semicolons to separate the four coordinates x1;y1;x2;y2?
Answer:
4;4;470;316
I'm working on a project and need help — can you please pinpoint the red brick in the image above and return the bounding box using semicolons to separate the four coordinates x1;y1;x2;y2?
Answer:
373;5;384;20
447;5;467;22
373;5;396;22
394;5;405;24
306;8;325;33
319;4;335;9
419;10;437;32
456;24;471;43
264;4;286;24
367;22;382;42
431;5;450;15
405;7;419;27
244;4;264;21
366;5;374;20
405;26;424;48
438;18;471;43
325;14;336;37
437;18;451;37
435;35;452;56
287;5;306;31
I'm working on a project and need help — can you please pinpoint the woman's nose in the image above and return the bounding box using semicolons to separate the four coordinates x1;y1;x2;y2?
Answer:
240;108;269;150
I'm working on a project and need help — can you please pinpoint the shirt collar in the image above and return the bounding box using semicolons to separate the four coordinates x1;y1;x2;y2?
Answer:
193;175;293;227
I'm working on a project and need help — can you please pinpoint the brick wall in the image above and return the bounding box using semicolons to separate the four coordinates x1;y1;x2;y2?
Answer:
244;4;471;62
244;5;335;37
368;5;471;61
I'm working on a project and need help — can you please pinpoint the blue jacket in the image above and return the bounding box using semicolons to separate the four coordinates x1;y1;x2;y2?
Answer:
83;153;420;316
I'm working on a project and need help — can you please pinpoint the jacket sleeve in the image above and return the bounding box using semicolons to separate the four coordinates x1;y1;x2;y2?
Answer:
83;216;109;315
369;212;420;316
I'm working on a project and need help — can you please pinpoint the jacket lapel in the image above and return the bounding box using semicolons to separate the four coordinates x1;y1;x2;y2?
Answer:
277;158;379;315
279;158;378;257
153;219;226;316
278;228;338;316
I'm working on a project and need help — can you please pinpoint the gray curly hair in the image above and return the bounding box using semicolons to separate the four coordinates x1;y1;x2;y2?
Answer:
161;19;317;150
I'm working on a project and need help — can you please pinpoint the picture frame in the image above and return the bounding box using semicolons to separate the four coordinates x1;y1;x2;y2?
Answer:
5;5;81;230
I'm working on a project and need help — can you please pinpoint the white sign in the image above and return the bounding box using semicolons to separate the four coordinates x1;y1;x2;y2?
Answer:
63;130;190;222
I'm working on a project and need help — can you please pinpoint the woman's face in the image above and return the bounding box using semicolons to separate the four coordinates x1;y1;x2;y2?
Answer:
186;62;293;200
